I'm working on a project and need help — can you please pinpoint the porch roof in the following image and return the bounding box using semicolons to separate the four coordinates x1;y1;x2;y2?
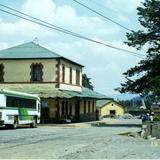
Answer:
0;85;109;99
60;87;109;99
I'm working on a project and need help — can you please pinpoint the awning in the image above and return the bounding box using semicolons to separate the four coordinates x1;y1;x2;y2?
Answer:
0;84;110;99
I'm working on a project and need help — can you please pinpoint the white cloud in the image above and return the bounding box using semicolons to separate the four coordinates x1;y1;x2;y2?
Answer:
22;0;120;37
22;0;56;22
0;0;120;43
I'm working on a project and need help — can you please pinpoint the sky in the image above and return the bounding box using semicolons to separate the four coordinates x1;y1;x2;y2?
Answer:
0;0;146;99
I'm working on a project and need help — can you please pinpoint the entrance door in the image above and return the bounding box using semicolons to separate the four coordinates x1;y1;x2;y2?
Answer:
75;102;80;120
110;110;116;118
41;107;49;123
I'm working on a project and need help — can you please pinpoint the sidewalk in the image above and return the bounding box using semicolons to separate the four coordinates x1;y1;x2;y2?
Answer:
38;118;142;128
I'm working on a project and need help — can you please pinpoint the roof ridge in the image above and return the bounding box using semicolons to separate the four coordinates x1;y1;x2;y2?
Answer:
34;42;62;57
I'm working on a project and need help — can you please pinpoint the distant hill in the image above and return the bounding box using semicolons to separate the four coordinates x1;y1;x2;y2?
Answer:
110;93;137;101
119;95;153;111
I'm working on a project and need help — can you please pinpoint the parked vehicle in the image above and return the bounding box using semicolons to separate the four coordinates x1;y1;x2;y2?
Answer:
0;89;40;129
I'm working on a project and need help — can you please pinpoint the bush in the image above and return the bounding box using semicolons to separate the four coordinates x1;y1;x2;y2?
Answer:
153;114;160;121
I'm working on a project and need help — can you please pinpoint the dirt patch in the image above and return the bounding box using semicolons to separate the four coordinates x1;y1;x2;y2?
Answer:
118;131;141;138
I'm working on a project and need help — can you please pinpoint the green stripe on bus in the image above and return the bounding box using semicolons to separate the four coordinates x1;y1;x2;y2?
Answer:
0;106;36;111
0;106;18;110
19;108;33;120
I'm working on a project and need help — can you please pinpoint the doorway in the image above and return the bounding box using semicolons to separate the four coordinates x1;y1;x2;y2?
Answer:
75;102;80;120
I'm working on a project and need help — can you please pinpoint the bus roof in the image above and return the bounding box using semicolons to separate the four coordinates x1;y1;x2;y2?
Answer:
0;89;40;100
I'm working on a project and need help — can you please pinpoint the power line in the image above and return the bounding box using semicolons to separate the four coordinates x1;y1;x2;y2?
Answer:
0;4;78;36
0;8;143;59
0;5;145;58
89;0;121;15
72;0;132;32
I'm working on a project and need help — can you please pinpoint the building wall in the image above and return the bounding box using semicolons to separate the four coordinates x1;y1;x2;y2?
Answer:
45;98;97;122
99;101;124;117
59;59;82;91
48;98;58;118
79;99;97;121
0;59;57;82
0;58;82;92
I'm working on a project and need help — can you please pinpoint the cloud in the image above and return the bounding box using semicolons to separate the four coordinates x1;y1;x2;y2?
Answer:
22;0;56;22
0;0;121;43
22;0;120;37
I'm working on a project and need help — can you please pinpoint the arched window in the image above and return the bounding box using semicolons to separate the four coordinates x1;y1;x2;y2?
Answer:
0;64;4;82
30;63;43;82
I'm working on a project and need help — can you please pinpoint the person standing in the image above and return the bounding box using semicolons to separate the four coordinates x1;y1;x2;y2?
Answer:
150;112;154;121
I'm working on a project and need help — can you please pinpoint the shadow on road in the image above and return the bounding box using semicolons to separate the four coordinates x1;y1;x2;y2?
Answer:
0;125;35;130
91;122;142;128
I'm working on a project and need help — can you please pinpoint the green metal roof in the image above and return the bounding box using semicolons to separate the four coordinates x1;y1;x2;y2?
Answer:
0;42;84;67
0;84;109;99
62;87;109;99
0;42;61;59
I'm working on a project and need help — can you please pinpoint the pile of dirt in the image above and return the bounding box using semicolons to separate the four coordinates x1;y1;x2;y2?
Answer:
121;113;134;119
118;131;141;138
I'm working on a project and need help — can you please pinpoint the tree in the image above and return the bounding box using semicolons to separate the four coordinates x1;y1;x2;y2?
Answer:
82;74;94;90
116;0;160;96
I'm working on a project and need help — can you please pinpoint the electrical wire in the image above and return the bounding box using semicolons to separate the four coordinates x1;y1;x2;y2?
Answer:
72;0;132;32
0;5;145;58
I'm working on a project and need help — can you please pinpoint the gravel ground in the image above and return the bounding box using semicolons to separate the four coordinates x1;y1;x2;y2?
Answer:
0;121;160;159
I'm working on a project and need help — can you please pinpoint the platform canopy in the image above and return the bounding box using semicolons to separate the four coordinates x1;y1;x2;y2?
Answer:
0;84;109;99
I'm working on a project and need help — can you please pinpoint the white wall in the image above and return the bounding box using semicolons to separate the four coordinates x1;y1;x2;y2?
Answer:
60;59;82;85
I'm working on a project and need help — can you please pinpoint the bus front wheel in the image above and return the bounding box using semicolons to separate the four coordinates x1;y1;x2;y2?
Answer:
11;117;18;129
30;117;37;128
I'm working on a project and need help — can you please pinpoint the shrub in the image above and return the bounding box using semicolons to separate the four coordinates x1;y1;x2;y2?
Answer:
153;114;160;121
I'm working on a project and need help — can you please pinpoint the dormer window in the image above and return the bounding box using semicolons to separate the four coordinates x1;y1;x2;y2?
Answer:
30;63;43;82
0;64;4;82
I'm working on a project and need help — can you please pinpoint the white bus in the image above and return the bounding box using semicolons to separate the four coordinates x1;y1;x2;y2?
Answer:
0;89;41;129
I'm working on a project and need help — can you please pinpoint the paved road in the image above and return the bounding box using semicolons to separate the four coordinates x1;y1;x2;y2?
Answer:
0;125;160;159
